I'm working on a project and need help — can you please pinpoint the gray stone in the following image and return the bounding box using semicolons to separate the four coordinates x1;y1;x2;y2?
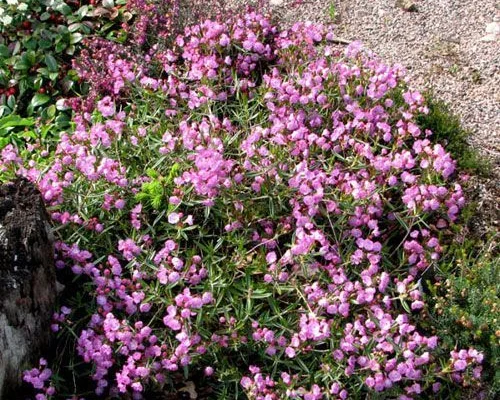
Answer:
0;178;56;399
485;22;500;35
481;22;499;41
396;0;418;12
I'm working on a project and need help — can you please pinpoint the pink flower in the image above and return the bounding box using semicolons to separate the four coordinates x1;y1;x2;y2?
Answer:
118;238;141;261
168;212;180;224
266;252;277;264
285;347;296;358
115;199;126;209
97;96;116;117
453;359;468;371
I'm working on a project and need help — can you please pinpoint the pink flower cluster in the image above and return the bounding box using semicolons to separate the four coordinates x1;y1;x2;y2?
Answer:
51;306;71;332
449;348;483;383
23;359;56;400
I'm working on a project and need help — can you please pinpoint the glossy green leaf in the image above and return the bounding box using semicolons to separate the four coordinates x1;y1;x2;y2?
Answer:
40;12;51;21
0;115;34;132
31;93;51;108
55;3;73;16
78;5;89;18
0;45;10;58
68;23;82;33
39;39;53;50
7;95;16;109
46;104;56;119
69;33;83;45
45;54;59;72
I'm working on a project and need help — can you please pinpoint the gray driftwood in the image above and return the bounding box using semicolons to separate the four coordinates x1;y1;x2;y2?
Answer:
0;178;56;399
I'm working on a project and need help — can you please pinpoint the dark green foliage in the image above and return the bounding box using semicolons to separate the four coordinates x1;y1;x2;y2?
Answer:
426;238;500;399
417;96;489;175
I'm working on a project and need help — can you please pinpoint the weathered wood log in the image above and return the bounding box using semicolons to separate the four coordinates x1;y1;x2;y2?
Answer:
0;178;56;399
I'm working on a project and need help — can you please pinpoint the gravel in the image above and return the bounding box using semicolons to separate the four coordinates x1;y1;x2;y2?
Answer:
335;1;499;167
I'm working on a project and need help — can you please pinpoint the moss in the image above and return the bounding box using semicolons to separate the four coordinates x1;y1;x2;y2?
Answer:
417;95;490;176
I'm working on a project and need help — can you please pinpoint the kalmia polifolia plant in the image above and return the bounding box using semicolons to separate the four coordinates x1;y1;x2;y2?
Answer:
0;7;487;400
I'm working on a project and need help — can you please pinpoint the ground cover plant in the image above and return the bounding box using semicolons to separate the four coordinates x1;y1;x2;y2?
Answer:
0;1;498;399
426;237;499;399
1;0;102;118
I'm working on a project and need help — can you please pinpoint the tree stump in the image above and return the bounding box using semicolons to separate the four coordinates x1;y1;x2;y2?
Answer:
0;178;56;399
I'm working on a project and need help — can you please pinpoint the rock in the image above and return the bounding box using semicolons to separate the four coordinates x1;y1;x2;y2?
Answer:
396;0;418;12
481;22;499;41
485;22;500;35
269;0;284;6
481;33;497;42
178;381;198;399
0;178;56;399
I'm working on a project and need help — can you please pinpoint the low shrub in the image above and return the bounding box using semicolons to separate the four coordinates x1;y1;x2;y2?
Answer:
425;237;499;399
0;0;131;150
416;97;488;175
0;5;492;400
0;0;221;147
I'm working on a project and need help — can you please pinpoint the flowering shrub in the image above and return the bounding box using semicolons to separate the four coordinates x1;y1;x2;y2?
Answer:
0;0;223;148
0;0;133;121
1;7;489;400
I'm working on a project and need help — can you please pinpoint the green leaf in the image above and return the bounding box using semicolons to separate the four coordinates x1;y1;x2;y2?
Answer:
55;42;66;53
103;0;115;8
22;130;37;140
37;67;50;76
14;60;30;71
0;137;10;148
55;3;73;16
68;23;82;33
46;104;56;119
24;38;38;51
45;54;58;72
0;106;9;118
78;5;89;18
100;21;116;33
55;112;70;129
0;45;10;58
0;115;34;132
69;33;83;45
18;80;28;95
7;96;16;110
39;39;53;50
12;41;21;56
31;93;51;108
